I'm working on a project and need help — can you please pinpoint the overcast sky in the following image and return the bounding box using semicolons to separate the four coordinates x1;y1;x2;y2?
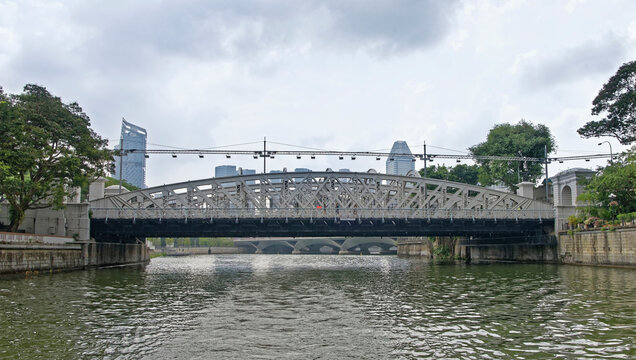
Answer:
1;0;634;186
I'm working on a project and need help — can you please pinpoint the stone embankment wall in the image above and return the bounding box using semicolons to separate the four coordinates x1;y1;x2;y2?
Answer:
397;237;432;257
397;237;469;260
559;227;635;266
469;244;558;263
0;244;84;274
397;236;557;263
397;229;635;267
0;232;149;274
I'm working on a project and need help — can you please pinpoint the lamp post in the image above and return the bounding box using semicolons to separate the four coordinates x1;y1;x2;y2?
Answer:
517;151;523;182
609;192;618;221
598;141;613;164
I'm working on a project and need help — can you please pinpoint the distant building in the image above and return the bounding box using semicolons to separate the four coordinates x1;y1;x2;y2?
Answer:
241;168;256;185
113;118;147;188
338;168;350;172
215;165;237;178
294;168;311;172
269;169;284;184
386;141;414;175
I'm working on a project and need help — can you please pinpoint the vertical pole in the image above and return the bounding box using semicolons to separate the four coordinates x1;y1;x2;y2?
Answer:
263;136;267;174
423;141;427;178
544;144;549;201
118;136;123;194
423;141;427;210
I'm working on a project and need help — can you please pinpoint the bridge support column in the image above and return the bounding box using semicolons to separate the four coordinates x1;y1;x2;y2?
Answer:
338;249;353;255
255;249;264;254
292;249;303;254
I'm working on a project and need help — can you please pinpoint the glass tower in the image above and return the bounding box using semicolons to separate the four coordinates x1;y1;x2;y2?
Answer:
215;165;238;178
386;141;414;175
113;119;147;188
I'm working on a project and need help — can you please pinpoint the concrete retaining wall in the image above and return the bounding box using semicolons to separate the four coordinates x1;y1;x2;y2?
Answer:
0;244;84;274
82;242;150;268
0;237;149;275
559;228;635;266
397;237;469;260
469;244;558;264
397;236;557;263
397;238;432;257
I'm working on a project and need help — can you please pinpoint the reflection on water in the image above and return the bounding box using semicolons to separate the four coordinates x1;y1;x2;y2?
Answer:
0;255;634;359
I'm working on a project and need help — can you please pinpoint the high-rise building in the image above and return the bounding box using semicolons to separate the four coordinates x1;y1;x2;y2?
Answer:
215;165;237;178
113;118;147;188
386;140;414;176
241;168;256;185
214;166;256;178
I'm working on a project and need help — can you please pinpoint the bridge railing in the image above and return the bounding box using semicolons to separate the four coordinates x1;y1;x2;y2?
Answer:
90;207;555;221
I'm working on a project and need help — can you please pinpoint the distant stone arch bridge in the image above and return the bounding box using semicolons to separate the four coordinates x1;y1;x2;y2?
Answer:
233;237;398;255
89;171;554;242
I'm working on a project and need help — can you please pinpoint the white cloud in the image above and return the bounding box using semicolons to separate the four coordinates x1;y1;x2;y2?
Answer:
1;0;634;185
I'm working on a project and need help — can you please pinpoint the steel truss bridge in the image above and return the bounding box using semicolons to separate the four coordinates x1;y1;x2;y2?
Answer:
90;171;554;242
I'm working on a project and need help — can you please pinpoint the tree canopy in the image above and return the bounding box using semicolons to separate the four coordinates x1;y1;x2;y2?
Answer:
578;147;636;218
0;84;113;232
577;60;636;145
469;120;555;191
419;164;479;185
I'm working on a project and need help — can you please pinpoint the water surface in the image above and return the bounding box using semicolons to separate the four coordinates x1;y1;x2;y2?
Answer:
1;255;634;359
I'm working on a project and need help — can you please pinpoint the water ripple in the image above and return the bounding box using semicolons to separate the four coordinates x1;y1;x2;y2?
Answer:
0;255;634;359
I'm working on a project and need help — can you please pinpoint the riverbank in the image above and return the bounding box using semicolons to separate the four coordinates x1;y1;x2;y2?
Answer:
559;227;635;266
397;227;636;267
0;232;149;275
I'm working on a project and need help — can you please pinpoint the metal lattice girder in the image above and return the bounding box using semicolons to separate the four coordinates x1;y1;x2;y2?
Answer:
90;171;554;220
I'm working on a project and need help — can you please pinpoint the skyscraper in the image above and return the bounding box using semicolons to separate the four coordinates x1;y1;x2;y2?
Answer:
113;118;147;188
386;140;415;175
215;165;237;178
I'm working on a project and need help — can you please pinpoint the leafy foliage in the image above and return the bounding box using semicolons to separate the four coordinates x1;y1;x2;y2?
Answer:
578;147;636;219
0;84;113;231
577;60;636;145
469;120;555;191
419;164;479;185
105;176;140;191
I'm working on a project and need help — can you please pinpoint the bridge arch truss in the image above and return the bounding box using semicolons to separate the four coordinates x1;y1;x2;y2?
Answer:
90;171;554;239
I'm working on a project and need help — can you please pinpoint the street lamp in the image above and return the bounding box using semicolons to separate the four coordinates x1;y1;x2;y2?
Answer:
598;141;613;164
609;193;618;221
517;161;520;183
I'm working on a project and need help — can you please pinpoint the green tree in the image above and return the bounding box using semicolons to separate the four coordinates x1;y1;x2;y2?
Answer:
104;176;139;191
419;164;450;180
0;84;113;232
577;60;636;145
578;147;636;218
419;164;479;185
469;120;555;191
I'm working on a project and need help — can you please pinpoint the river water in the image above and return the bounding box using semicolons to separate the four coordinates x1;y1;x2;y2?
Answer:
0;255;634;359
